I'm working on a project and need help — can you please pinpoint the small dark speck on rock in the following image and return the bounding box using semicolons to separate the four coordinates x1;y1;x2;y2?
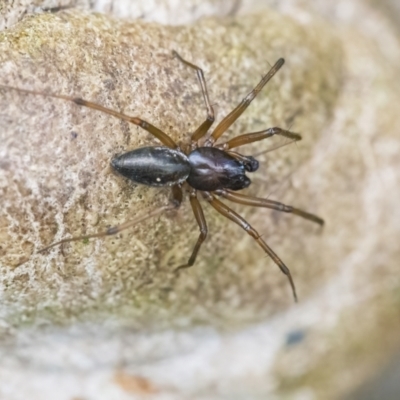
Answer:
285;329;306;346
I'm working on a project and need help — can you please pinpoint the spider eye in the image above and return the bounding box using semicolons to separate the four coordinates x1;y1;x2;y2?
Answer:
227;174;251;191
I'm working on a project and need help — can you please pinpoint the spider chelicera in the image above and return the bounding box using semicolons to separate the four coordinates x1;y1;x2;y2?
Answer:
2;51;324;301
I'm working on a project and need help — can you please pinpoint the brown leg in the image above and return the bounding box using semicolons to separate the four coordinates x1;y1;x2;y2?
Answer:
215;189;324;226
205;58;285;145
216;127;301;150
175;190;208;271
202;191;298;302
171;184;183;207
0;85;178;148
172;51;215;143
16;187;182;266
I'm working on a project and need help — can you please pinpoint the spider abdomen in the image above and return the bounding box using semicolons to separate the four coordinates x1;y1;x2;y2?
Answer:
187;147;251;191
111;146;191;186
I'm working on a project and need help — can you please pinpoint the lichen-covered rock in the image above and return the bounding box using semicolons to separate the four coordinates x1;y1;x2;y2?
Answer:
0;9;339;327
0;1;399;399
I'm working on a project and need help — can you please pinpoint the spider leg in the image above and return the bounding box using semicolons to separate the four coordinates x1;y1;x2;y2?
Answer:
216;127;301;150
172;51;215;143
202;191;298;302
175;189;208;271
215;189;324;226
0;85;178;148
206;58;285;146
15;186;182;266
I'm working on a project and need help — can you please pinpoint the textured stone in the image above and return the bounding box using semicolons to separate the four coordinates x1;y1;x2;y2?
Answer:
1;1;399;399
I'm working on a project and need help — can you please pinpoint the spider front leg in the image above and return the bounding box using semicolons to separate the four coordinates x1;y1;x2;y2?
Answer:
175;189;208;271
205;58;285;146
0;85;178;148
172;51;215;144
215;189;324;226
216;127;302;150
202;191;298;302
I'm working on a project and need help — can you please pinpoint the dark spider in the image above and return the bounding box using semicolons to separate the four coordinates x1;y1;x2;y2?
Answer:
1;51;324;301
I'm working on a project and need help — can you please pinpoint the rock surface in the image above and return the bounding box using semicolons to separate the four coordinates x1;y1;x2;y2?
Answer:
0;1;399;399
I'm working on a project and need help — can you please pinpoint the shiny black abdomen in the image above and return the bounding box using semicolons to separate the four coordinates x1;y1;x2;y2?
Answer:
111;147;191;186
187;147;251;191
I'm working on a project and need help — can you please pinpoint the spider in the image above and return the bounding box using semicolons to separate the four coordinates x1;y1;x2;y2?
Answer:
1;51;324;301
